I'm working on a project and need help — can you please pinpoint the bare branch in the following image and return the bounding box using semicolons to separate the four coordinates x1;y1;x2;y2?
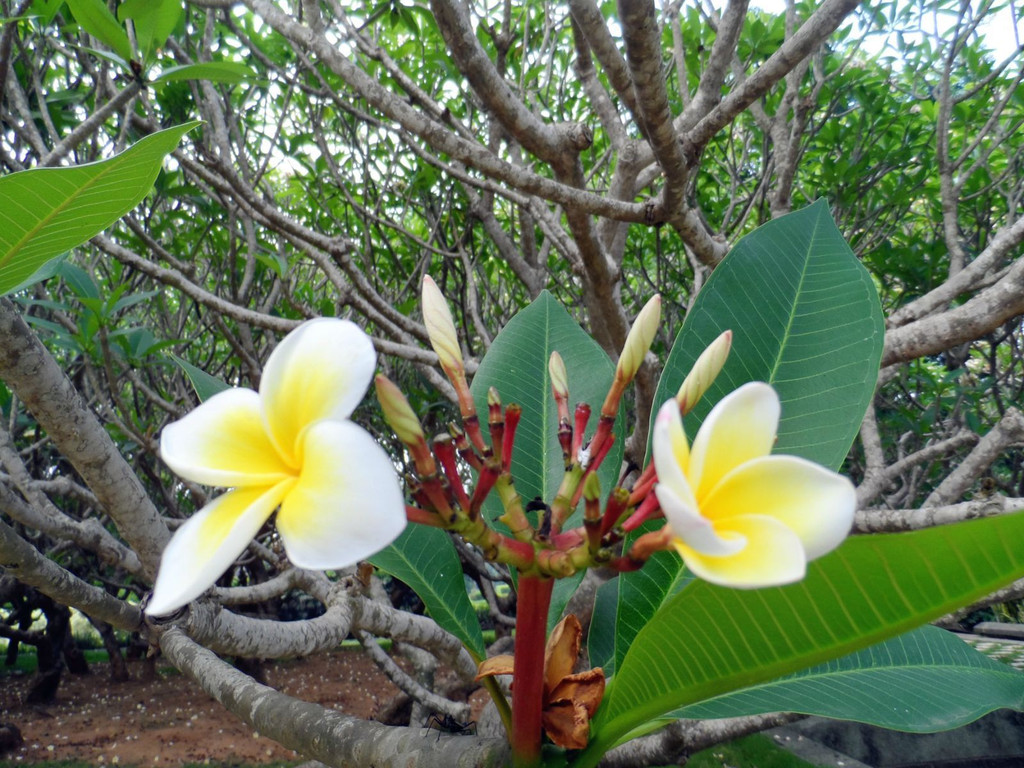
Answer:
158;628;509;768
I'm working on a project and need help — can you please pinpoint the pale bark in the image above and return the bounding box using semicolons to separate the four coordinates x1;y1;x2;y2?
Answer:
0;297;169;575
159;628;509;768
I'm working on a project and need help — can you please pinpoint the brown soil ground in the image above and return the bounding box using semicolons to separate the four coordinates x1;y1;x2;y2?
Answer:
1;651;483;765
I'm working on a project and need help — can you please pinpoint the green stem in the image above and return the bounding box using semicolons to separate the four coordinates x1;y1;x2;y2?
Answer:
511;574;554;768
480;673;513;736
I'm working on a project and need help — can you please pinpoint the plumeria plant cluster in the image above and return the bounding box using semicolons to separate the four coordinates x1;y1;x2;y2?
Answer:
146;204;1024;768
372;276;855;764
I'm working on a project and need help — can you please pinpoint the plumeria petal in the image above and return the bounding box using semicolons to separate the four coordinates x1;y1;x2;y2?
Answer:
675;514;807;588
703;455;855;559
260;318;377;464
652;400;697;512
689;382;779;501
147;481;294;616
544;615;582;695
160;388;295;485
656;485;744;556
276;420;405;569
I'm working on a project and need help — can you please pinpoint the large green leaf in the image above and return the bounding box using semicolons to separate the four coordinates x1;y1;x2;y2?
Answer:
370;523;486;660
470;291;622;514
611;547;691;673
677;625;1024;732
65;0;133;63
469;291;623;620
612;200;884;688
580;510;1024;764
0;122;199;296
588;576;619;674
154;62;259;85
652;199;883;470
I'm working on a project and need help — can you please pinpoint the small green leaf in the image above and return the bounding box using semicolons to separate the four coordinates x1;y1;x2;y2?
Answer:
0;122;199;296
154;62;258;85
57;261;99;300
118;0;182;65
586;510;1024;759
675;626;1024;733
168;354;230;402
66;0;133;63
370;524;486;659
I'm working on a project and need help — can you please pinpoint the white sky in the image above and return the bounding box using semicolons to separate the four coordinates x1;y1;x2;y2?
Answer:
747;0;1023;61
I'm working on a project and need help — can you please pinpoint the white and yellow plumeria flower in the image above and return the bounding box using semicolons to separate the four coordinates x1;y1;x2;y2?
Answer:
652;382;855;588
147;318;405;616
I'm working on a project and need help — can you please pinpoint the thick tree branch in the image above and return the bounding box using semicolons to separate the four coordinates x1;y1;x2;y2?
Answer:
882;256;1024;366
0;515;141;630
158;628;509;768
0;297;169;575
856;496;1024;534
923;408;1024;507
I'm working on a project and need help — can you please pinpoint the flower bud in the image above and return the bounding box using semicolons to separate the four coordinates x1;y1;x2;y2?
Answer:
616;295;661;385
374;374;424;445
676;329;732;413
421;275;464;376
548;351;569;401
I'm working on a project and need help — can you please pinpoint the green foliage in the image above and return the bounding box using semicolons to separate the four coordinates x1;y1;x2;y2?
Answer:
685;733;821;768
168;354;231;402
652;200;884;470
117;0;182;65
0;122;198;296
370;524;487;660
65;0;132;63
615;203;884;679
584;511;1024;760
470;291;622;520
679;625;1024;733
153;62;259;85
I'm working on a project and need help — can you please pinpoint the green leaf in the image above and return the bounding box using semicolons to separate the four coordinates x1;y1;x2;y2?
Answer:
30;0;65;25
470;290;621;528
154;62;258;85
612;547;691;672
168;354;230;402
2;254;65;295
612;199;884;686
586;510;1024;759
118;0;182;65
588;576;618;674
65;0;133;63
370;524;486;660
653;199;884;470
674;625;1024;732
548;570;585;632
57;261;99;300
0;122;199;296
469;291;622;620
